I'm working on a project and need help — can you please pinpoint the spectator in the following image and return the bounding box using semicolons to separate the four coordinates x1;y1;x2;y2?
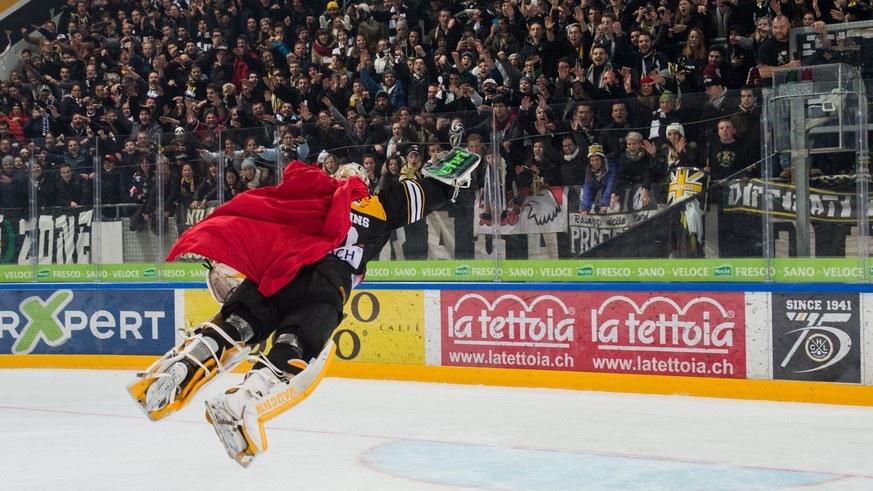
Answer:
556;134;587;187
128;155;154;231
100;154;124;219
176;162;198;234
624;75;660;128
3;103;28;141
599;100;632;160
360;66;407;113
723;26;757;89
698;74;740;149
703;119;753;182
355;4;388;52
649;91;687;145
580;144;618;215
29;159;54;212
702;118;755;258
730;86;762;163
400;146;424;180
239;157;265;190
616;132;657;210
54;138;92;179
192;161;220;209
673;28;708;93
142;158;180;235
659;123;700;171
222;167;243;201
376;154;403;193
756;15;799;86
54;161;92;210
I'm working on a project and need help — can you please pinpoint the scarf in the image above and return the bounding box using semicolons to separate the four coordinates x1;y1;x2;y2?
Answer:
626;149;645;162
181;178;195;194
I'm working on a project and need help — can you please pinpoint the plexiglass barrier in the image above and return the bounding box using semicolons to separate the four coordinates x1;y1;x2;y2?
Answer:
0;75;869;285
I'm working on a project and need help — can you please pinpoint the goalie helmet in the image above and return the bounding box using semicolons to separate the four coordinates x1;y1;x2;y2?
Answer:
334;163;369;186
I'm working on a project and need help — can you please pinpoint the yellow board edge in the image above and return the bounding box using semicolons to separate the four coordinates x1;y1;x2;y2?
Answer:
3;355;871;407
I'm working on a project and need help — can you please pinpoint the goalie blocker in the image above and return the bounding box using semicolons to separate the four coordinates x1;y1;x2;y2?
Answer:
422;148;480;199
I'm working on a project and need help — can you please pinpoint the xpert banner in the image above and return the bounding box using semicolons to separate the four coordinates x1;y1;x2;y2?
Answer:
440;290;746;378
0;289;175;355
771;293;861;383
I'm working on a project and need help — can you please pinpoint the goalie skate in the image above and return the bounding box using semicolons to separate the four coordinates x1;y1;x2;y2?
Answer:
128;316;251;421
205;340;336;467
422;148;481;189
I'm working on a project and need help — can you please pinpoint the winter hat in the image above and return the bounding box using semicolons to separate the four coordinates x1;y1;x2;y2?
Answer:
659;90;676;103
703;75;723;87
639;76;655;85
666;123;685;137
588;144;606;159
460;51;476;62
241;158;256;170
326;1;339;9
407;145;421;158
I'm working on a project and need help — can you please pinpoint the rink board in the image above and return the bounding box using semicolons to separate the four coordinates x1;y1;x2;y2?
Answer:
0;283;870;406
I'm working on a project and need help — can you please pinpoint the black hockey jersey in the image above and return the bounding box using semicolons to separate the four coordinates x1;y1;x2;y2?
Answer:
331;178;452;276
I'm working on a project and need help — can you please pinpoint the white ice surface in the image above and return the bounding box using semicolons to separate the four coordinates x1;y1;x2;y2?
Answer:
0;369;871;491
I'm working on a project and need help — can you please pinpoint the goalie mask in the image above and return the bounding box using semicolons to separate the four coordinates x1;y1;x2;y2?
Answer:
334;163;369;186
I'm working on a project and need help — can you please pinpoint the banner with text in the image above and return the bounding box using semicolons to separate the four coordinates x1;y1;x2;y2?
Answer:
440;290;746;378
333;289;426;365
724;179;866;223
0;288;176;356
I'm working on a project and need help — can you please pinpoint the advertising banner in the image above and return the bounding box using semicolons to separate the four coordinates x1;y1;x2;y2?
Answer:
581;292;746;378
333;290;426;365
771;293;861;383
440;290;746;378
0;289;175;356
0;263;208;283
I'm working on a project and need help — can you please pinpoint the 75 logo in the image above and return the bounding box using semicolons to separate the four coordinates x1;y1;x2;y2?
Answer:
779;312;852;373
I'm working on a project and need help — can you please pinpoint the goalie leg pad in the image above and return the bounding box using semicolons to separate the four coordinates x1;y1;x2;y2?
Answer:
128;314;252;421
204;339;336;467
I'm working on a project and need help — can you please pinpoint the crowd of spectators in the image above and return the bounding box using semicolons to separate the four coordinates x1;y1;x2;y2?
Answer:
0;0;868;237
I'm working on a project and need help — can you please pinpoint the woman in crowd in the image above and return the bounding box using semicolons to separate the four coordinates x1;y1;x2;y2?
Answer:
376;154;403;193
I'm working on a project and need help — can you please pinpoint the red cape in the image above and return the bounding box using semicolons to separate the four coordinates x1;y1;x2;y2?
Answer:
167;161;369;297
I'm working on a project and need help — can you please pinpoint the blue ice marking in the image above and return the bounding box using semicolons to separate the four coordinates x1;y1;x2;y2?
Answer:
365;441;839;490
